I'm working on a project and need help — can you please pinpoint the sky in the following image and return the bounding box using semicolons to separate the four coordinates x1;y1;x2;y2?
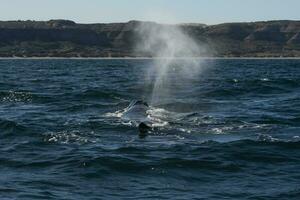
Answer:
1;0;299;24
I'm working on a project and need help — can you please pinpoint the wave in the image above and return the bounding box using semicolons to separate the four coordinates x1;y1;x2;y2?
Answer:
5;138;297;175
74;89;130;100
0;119;28;136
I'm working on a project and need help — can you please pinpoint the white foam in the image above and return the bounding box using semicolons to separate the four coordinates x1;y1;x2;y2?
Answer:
45;130;93;144
178;128;191;133
260;78;270;81
104;110;124;118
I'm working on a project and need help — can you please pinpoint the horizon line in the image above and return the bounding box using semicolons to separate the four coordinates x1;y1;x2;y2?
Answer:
0;18;299;26
1;57;300;60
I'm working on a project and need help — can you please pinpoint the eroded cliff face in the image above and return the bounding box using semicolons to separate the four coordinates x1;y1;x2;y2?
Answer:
193;20;300;57
0;20;299;57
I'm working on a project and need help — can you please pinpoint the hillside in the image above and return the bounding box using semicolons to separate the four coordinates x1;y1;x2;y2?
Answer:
0;19;299;57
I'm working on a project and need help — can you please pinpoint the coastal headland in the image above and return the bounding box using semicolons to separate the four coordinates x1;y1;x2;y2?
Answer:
0;20;299;57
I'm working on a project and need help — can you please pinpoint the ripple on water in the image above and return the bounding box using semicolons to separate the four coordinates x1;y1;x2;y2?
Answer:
0;59;299;199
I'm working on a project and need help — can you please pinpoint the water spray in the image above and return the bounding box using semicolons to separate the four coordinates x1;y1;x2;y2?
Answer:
135;22;206;105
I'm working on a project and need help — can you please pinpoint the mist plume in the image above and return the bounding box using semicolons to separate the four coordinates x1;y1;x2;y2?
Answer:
135;21;208;105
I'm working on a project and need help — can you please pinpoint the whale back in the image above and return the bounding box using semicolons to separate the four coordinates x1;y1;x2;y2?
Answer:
122;100;149;122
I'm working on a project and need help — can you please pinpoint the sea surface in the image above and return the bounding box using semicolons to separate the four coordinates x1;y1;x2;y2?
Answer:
0;58;299;199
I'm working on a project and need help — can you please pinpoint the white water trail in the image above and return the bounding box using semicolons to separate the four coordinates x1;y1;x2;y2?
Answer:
135;22;207;105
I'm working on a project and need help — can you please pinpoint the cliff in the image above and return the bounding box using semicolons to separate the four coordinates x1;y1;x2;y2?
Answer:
0;19;299;57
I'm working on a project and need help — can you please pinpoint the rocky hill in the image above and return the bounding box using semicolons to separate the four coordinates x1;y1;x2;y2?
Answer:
0;19;299;57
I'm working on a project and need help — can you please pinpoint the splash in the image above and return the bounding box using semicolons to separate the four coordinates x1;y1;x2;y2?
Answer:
135;22;207;105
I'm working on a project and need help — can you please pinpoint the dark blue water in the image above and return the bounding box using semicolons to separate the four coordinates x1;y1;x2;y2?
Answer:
0;59;299;199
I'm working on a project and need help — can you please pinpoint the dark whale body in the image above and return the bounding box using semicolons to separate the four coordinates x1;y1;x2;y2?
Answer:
123;100;151;136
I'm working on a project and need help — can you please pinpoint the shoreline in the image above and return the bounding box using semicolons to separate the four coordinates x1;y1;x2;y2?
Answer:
0;57;300;60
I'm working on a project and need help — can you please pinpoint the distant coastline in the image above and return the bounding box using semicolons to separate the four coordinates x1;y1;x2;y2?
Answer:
0;19;299;57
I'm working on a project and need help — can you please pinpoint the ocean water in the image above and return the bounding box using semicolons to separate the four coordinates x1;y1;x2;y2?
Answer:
0;58;299;199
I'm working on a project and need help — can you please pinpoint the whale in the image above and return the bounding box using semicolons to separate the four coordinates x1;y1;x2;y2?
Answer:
122;100;152;136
